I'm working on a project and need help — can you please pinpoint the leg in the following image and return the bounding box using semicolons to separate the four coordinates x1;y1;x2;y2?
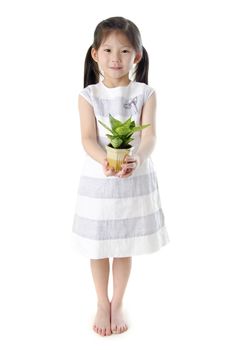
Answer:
111;257;132;334
90;258;111;336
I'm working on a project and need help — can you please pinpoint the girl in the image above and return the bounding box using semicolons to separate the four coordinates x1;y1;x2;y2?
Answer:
72;16;170;336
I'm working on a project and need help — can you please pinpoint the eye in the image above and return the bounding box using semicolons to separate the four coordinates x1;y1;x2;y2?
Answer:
104;49;111;52
122;50;130;53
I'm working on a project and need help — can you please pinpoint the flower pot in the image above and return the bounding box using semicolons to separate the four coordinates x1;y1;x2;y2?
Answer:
106;144;134;172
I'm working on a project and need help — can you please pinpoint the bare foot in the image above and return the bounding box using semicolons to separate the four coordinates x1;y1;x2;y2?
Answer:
93;301;112;336
110;301;128;334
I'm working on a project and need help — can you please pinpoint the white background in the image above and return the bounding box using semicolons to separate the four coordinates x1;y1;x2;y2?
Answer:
0;0;233;349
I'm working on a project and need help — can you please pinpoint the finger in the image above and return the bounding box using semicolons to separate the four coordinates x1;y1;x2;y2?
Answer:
104;161;114;173
106;171;115;177
127;163;136;169
122;163;135;171
104;164;113;174
116;170;124;176
125;156;135;163
109;167;117;175
121;171;133;178
118;168;133;177
103;160;108;169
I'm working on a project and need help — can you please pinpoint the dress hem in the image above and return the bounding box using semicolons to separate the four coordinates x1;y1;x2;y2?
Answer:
71;226;170;259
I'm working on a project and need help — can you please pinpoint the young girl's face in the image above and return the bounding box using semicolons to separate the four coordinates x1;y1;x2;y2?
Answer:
91;31;141;83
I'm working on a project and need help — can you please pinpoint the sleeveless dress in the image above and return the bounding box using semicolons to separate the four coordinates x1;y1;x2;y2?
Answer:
72;80;170;259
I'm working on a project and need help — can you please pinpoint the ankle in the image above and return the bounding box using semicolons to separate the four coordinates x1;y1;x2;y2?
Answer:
97;299;110;308
111;298;123;308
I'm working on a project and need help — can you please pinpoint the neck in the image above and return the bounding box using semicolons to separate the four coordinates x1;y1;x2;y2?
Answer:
101;77;131;88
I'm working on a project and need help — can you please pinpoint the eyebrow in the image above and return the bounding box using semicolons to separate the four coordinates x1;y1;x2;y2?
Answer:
102;44;131;48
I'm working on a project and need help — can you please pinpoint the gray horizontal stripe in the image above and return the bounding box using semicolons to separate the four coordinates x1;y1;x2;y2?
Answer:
72;209;165;240
78;171;158;198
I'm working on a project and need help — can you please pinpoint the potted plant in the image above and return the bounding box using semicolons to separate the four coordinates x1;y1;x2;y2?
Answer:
98;113;150;172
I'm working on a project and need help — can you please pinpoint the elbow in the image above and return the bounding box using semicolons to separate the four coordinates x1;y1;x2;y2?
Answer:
81;137;91;152
154;135;157;145
82;137;93;145
81;137;97;151
149;135;156;146
81;138;87;149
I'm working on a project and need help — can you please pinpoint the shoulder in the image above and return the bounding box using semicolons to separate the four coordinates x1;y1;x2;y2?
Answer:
132;82;155;103
78;83;101;105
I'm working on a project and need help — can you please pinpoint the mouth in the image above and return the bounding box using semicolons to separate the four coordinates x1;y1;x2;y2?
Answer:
110;67;123;70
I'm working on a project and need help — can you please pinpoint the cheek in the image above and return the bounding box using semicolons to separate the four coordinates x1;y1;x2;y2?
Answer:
126;55;135;65
99;55;108;64
125;59;134;68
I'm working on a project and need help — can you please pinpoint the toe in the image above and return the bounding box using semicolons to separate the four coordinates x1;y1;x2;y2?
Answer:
111;324;117;333
106;328;112;336
121;325;127;333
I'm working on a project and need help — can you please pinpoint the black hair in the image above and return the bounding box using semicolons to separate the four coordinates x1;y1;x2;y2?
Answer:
83;16;149;88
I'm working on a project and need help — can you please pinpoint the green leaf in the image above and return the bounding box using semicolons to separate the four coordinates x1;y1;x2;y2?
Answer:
125;137;134;144
130;121;135;128
109;114;122;131
115;125;131;136
106;134;115;140
120;117;132;128
124;131;134;138
131;124;150;132
111;137;123;148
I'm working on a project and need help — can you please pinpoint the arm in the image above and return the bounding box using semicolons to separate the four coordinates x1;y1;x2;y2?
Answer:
78;94;106;166
135;91;157;165
118;92;156;177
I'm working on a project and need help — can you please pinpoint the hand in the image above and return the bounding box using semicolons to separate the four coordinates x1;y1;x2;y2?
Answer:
102;158;119;177
116;154;141;178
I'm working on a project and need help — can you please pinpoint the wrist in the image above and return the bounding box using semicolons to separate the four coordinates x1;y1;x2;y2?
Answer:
100;154;107;166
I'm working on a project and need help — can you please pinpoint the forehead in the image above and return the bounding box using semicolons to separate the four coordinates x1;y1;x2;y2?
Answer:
101;31;132;47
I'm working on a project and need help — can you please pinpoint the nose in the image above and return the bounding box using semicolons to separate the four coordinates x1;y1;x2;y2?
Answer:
111;52;121;62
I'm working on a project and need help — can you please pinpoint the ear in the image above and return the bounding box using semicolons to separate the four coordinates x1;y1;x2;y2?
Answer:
134;52;142;64
91;48;98;63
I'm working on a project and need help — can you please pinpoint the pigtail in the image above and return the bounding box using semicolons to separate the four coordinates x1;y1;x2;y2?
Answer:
135;46;149;85
83;45;99;88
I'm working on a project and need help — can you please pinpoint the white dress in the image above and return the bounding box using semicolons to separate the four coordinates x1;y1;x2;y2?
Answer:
72;80;170;259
